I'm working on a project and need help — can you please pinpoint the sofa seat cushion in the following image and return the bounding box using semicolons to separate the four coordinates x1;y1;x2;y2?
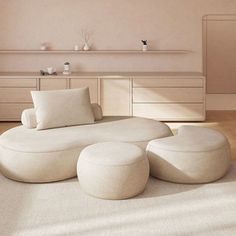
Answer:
1;117;172;153
150;126;228;152
146;126;231;184
0;117;172;183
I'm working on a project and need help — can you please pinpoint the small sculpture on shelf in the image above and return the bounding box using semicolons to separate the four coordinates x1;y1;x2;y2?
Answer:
141;40;148;51
63;62;71;75
40;42;49;51
40;67;57;76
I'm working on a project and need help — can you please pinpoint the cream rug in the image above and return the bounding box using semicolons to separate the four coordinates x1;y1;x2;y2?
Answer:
1;163;236;236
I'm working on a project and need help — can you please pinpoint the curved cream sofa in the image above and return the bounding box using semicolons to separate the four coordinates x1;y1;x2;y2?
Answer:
147;126;231;184
0;117;172;183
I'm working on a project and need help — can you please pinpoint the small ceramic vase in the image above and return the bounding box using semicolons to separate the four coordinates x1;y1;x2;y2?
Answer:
74;45;79;51
83;43;90;51
142;45;148;51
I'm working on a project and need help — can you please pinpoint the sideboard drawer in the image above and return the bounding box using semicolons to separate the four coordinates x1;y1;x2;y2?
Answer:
0;78;37;88
133;78;203;88
133;88;204;103
133;103;205;121
0;103;33;121
0;88;35;103
40;79;68;90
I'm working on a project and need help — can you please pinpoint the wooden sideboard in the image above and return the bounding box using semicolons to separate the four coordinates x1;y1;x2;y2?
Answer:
0;72;205;121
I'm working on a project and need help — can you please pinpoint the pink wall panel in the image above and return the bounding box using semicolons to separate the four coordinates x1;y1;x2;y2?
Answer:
0;1;236;72
206;18;236;94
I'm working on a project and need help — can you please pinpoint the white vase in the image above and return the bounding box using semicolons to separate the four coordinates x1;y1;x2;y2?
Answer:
74;45;79;51
83;43;90;51
142;45;148;51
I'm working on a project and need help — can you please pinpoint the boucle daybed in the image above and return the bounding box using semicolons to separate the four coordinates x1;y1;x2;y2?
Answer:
0;116;172;183
147;126;231;184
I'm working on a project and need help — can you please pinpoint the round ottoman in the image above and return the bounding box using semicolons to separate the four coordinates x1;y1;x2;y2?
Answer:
146;126;231;184
77;142;149;200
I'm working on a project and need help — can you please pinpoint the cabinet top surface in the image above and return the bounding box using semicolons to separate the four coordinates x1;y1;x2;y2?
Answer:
0;72;204;79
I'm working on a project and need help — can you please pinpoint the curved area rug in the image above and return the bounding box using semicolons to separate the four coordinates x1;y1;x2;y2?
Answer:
1;162;236;236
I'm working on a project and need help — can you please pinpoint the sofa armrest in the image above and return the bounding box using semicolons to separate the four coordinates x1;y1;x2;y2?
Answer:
21;108;37;129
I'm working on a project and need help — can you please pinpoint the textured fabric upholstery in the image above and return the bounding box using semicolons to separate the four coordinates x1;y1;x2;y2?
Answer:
0;117;172;182
21;103;103;129
77;142;149;199
21;108;37;129
91;103;103;121
31;88;94;130
146;126;231;184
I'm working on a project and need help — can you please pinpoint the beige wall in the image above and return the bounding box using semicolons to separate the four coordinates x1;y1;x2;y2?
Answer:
0;0;236;73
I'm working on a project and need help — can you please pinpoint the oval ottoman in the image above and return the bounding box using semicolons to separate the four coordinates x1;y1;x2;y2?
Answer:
146;126;231;184
77;142;149;200
0;117;172;183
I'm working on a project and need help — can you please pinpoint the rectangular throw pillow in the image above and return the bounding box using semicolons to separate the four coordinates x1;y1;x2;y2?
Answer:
31;88;95;130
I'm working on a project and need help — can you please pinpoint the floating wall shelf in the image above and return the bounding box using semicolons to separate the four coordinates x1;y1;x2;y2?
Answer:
0;49;190;54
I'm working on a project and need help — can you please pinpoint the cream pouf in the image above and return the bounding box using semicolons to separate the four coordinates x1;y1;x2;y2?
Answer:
146;126;231;184
77;142;149;200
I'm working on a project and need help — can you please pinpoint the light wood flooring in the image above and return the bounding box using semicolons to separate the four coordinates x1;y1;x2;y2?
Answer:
0;111;235;160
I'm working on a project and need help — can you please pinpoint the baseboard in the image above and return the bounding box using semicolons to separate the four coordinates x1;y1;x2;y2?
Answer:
206;94;236;110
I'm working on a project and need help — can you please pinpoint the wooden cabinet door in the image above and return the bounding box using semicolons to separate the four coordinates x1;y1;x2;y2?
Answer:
70;78;98;103
100;78;131;116
40;79;68;90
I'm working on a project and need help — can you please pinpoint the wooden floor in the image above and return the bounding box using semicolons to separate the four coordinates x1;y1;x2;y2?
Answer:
0;111;235;160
